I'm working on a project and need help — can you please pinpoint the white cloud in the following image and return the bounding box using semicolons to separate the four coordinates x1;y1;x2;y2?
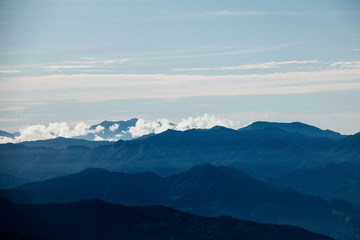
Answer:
0;70;21;74
175;114;236;131
109;124;119;132
94;125;105;133
173;60;318;71
0;136;16;144
330;61;360;69
128;114;238;138
0;122;106;144
129;119;174;137
43;65;94;70
93;135;105;141
2;60;359;103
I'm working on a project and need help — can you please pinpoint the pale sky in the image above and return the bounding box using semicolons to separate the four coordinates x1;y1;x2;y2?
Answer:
0;0;360;134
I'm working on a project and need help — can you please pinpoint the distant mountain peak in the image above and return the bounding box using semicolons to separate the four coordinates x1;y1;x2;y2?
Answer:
239;121;344;140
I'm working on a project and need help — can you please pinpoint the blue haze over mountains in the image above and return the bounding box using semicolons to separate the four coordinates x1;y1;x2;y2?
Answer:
1;120;360;240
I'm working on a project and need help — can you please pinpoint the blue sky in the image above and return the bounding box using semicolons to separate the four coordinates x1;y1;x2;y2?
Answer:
0;0;360;134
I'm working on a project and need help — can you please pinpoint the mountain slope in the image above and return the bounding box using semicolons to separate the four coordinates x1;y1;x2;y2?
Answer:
268;162;360;204
239;121;345;140
1;164;358;240
1;123;358;185
0;198;334;240
19;137;112;149
1;168;168;205
0;130;14;138
81;118;138;140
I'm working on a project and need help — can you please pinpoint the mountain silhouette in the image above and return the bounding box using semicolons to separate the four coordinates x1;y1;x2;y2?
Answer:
239;121;345;140
268;162;360;205
0;130;14;138
19;137;112;149
1;164;358;240
1;123;359;187
0;197;334;240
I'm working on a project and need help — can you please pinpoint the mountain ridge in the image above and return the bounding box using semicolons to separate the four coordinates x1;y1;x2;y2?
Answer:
0;197;334;240
1;164;358;240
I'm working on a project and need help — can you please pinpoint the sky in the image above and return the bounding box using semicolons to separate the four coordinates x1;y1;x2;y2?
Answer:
0;0;360;135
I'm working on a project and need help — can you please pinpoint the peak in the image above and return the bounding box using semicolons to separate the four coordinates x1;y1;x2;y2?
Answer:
240;121;343;140
188;163;220;174
209;125;232;131
78;168;110;175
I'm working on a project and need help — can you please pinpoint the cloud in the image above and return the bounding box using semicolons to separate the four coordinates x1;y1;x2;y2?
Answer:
129;119;174;137
0;70;21;74
173;60;317;72
43;65;94;70
175;114;235;131
109;124;119;132
330;61;360;69
1;61;360;103
0;122;105;144
42;58;128;71
128;114;238;138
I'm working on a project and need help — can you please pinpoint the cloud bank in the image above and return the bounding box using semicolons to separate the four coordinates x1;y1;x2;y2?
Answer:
0;114;239;143
0;122;104;144
129;114;237;138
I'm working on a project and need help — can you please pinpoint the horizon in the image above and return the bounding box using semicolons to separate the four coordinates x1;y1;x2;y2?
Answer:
0;115;353;144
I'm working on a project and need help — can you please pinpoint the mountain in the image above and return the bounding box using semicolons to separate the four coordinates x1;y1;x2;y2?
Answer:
1;123;358;187
0;198;334;240
0;173;28;189
0;168;168;205
0;143;91;184
19;137;112;149
0;130;14;139
1;164;358;240
268;162;360;205
80;126;341;177
78;118;138;140
239;121;345;140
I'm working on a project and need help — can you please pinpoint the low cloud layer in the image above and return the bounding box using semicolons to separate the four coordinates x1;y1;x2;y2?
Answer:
0;122;104;144
129;114;237;138
0;114;239;143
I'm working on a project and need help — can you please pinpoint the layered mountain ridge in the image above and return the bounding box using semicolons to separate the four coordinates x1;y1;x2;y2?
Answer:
1;164;359;240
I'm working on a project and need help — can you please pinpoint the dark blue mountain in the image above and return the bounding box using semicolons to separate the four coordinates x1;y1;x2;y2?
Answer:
1;164;358;240
0;173;28;189
268;162;360;205
239;121;345;140
0;198;334;240
1;124;358;188
19;137;112;149
0;130;14;138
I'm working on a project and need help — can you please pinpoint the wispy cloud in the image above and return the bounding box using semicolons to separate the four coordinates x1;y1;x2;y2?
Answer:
173;60;317;72
1;61;359;103
0;106;25;112
0;69;21;74
330;61;360;69
132;43;297;60
42;58;128;71
43;65;95;70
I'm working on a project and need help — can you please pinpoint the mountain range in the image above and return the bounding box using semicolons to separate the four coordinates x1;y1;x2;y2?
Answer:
1;120;359;239
0;121;358;186
269;162;360;205
1;164;359;240
0;197;334;240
